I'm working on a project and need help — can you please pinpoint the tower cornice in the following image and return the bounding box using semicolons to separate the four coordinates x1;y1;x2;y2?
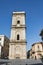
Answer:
11;25;26;29
12;11;26;15
10;40;27;43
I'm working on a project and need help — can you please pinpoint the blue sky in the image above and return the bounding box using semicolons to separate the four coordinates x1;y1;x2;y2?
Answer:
0;0;43;50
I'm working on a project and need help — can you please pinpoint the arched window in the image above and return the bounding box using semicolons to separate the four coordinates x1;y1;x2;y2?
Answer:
38;45;40;51
17;20;20;24
17;34;19;40
38;45;39;49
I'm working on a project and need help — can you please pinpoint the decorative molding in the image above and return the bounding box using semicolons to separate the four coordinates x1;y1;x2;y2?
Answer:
11;25;26;29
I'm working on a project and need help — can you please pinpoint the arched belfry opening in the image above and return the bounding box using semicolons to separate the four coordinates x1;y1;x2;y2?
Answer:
17;20;20;24
17;34;20;40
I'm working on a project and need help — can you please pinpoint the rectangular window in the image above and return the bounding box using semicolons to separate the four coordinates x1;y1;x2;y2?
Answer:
0;38;1;41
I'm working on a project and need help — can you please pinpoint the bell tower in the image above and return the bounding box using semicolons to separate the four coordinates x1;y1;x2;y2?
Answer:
9;11;27;59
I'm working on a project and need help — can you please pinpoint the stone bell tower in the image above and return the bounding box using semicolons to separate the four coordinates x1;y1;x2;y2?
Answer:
9;11;27;59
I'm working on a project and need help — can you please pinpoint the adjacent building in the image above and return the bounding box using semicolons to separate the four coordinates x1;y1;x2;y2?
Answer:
0;35;9;59
30;42;43;59
9;11;27;59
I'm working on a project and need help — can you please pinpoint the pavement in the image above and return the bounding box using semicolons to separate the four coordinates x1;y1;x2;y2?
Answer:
0;59;43;65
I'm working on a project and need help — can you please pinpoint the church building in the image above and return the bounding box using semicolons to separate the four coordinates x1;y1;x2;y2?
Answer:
9;11;27;59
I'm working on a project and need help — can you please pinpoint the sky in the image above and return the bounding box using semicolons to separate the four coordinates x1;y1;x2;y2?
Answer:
0;0;43;50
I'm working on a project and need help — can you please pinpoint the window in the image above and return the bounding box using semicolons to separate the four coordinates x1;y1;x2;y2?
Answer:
38;45;40;51
35;56;36;59
32;52;35;54
38;46;39;49
17;34;19;40
0;38;1;40
17;20;20;24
